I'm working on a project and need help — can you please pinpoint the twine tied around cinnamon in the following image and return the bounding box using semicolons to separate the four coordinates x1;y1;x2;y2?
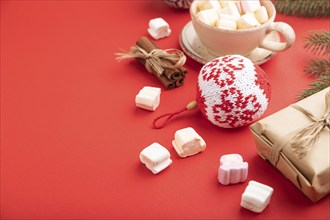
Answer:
270;91;330;165
116;46;186;77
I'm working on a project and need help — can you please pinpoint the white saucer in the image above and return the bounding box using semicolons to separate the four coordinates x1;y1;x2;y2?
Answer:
179;21;279;65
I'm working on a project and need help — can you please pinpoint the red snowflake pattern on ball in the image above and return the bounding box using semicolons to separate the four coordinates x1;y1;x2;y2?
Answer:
201;55;245;86
196;55;271;128
254;65;271;100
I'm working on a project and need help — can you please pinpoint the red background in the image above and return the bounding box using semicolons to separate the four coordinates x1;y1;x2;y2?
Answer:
1;0;329;219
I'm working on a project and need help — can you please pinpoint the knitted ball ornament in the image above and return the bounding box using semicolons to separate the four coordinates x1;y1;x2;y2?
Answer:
196;55;271;128
152;55;271;129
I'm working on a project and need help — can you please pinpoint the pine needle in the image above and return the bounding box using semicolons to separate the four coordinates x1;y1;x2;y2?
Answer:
304;59;330;78
298;30;330;99
273;0;330;17
298;73;330;99
304;31;330;56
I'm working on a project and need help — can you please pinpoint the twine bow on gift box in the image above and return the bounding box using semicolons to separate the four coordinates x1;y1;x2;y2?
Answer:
116;46;186;77
290;92;330;159
270;91;330;165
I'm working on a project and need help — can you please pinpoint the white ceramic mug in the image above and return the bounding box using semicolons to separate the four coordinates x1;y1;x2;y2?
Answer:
190;0;295;56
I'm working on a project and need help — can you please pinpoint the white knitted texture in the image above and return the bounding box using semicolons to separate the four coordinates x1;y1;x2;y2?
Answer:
197;55;269;128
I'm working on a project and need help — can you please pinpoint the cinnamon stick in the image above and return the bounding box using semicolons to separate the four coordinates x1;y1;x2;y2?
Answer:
155;72;176;89
136;57;176;89
136;36;187;89
163;67;181;80
175;75;185;87
147;37;187;79
136;36;156;53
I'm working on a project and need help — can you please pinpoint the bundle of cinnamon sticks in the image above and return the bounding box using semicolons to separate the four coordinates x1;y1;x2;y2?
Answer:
116;36;188;89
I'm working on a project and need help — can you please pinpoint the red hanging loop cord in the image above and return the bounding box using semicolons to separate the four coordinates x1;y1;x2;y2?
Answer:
152;101;198;129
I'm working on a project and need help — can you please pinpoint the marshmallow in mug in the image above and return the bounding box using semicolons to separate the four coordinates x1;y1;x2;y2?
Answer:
196;9;219;26
218;154;248;185
218;2;241;19
148;18;172;40
254;6;269;24
240;0;261;13
241;180;274;213
191;0;296;56
172;127;206;158
135;86;161;111
140;142;172;174
237;12;260;29
195;0;269;30
217;0;245;15
197;0;221;11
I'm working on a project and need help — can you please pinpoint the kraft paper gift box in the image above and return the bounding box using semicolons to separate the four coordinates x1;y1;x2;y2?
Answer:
250;87;330;202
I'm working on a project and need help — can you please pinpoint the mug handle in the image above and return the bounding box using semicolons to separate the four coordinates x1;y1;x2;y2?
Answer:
259;22;296;52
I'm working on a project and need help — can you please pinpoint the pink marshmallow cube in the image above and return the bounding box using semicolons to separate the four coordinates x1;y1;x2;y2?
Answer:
218;154;248;185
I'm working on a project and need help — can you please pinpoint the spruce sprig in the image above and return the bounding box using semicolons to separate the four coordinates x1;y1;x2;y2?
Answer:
298;31;330;99
304;31;330;56
304;59;330;78
298;73;330;99
273;0;330;17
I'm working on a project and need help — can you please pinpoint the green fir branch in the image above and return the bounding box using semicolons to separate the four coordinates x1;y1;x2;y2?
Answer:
273;0;330;17
304;31;330;56
298;31;330;99
298;73;330;99
304;58;330;78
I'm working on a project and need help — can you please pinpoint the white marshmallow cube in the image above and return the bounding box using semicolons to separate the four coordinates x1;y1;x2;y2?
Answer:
219;3;241;19
196;9;219;26
241;180;274;213
240;0;261;13
217;12;240;21
148;18;172;40
172;127;206;158
135;86;161;111
216;17;237;30
237;12;260;29
254;6;269;24
219;0;237;8
197;0;221;11
140;142;172;174
218;154;248;185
